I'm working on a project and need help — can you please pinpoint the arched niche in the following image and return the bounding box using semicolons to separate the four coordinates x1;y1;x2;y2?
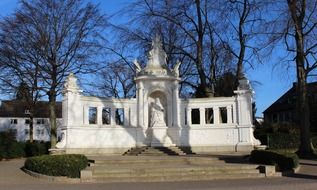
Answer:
148;91;167;127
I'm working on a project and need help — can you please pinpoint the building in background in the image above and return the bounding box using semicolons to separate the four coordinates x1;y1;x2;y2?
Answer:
263;82;317;132
0;100;62;141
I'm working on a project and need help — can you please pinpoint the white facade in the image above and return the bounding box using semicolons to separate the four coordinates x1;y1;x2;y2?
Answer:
56;37;260;154
0;117;62;142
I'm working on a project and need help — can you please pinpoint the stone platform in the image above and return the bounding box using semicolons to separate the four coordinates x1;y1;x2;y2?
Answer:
81;154;266;183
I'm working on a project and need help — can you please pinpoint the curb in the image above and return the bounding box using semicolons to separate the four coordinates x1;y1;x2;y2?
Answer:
22;168;80;183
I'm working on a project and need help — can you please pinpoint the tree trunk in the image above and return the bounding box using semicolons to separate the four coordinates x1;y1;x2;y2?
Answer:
296;70;312;157
195;0;212;97
29;115;34;143
288;0;314;157
235;0;247;89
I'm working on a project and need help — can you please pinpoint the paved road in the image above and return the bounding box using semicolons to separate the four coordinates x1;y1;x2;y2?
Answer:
0;159;316;190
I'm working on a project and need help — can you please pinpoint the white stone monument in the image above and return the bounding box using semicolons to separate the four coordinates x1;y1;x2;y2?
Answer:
56;36;260;154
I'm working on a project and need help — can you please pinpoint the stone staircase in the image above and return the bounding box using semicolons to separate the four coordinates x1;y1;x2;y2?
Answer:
123;146;192;156
81;155;266;183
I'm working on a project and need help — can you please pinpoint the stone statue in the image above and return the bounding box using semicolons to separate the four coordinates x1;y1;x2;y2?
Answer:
150;98;166;126
133;59;142;73
173;60;181;77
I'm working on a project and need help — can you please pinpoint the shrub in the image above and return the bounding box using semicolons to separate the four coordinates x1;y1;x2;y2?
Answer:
0;131;25;159
24;154;88;178
254;122;300;146
312;137;317;149
250;150;299;171
267;133;299;149
24;141;50;157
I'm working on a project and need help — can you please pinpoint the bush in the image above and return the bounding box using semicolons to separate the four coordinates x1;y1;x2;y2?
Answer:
24;154;88;178
0;131;25;159
312;137;317;149
267;133;299;149
250;150;299;171
254;122;300;146
24;141;50;157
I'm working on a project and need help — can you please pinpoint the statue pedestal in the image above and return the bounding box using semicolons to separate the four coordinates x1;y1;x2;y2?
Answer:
150;126;175;147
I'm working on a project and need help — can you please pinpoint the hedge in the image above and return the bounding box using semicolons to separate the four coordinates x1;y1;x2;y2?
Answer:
250;150;299;171
24;141;50;157
267;133;299;149
0;131;51;160
0;131;25;159
312;137;317;149
24;154;88;178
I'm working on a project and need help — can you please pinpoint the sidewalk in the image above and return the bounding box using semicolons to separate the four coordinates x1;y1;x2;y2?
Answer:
0;158;52;185
0;158;316;190
286;159;317;180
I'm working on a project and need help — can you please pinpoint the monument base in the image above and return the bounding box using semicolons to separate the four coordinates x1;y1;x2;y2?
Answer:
150;126;175;147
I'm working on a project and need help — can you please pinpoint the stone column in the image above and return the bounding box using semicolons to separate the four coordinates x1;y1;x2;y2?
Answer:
187;107;191;126
234;77;253;126
227;105;233;124
63;73;83;127
199;108;205;125
110;106;116;126
213;106;220;124
172;84;180;127
124;107;130;127
97;106;103;125
234;76;260;151
137;85;144;128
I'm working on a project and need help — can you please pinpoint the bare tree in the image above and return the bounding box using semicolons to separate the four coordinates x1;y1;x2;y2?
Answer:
286;0;317;157
0;0;106;148
95;61;135;99
111;0;264;98
0;39;44;143
261;0;317;157
220;0;263;88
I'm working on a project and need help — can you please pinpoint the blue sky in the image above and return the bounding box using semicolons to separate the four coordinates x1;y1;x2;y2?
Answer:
0;0;297;117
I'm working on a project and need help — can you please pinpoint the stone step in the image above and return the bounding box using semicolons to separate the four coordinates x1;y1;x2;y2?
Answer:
90;164;259;174
89;156;223;165
82;155;265;183
84;173;265;183
123;146;188;156
91;167;260;177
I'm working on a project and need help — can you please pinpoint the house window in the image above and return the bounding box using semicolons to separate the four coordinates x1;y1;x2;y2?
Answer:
102;108;111;125
25;119;30;124
36;119;45;125
10;129;17;137
205;108;214;124
219;107;228;123
25;129;29;135
191;109;200;124
115;108;124;126
88;107;97;124
10;119;18;124
36;129;44;136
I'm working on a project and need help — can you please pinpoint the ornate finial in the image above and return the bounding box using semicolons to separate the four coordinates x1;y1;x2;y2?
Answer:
133;59;142;73
238;75;251;91
173;60;181;77
64;73;81;93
